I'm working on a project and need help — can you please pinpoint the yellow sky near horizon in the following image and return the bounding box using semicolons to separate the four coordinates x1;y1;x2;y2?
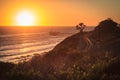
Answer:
0;0;120;26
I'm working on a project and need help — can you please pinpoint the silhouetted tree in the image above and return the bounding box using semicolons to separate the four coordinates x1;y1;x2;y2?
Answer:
76;23;86;34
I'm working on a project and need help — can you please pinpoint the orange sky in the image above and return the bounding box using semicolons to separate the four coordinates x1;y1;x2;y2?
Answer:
0;0;120;26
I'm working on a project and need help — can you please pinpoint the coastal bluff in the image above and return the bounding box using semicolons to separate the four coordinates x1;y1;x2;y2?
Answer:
0;19;120;80
51;19;120;55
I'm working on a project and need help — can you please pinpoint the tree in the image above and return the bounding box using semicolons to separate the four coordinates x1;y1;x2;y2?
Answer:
76;23;86;34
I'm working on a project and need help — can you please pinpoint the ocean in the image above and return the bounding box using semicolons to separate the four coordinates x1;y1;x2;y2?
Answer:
0;26;94;63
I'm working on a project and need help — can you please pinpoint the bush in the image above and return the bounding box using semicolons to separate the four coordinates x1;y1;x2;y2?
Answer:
82;57;120;80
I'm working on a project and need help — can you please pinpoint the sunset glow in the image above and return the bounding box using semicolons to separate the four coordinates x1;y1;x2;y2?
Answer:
16;11;35;26
0;0;120;26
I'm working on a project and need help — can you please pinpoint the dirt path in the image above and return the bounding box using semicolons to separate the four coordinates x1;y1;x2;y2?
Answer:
84;36;93;51
78;33;93;52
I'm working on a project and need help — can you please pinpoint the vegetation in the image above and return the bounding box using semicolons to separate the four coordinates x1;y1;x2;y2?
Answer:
76;23;86;33
0;51;120;80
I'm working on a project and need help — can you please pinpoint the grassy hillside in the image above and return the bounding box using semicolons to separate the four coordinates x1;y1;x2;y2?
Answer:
0;19;120;80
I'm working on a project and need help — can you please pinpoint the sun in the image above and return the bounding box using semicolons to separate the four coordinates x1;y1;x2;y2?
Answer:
16;11;35;26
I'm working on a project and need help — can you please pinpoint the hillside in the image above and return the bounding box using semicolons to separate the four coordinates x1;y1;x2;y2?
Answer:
52;18;120;55
0;19;120;80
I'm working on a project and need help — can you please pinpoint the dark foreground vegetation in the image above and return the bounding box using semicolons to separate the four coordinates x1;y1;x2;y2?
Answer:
0;19;120;80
